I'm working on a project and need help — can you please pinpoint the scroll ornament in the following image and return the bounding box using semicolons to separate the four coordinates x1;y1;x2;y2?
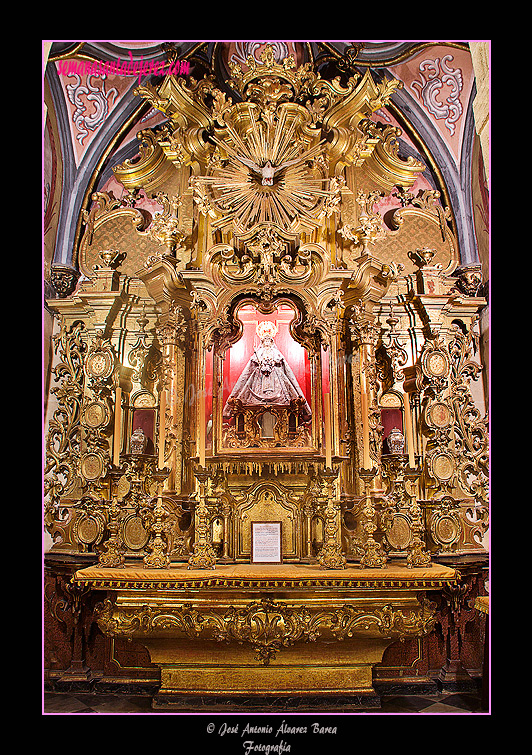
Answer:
95;595;436;666
422;320;488;505
44;320;87;514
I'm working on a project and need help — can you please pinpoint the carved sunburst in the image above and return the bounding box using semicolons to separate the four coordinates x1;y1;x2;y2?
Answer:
196;109;331;233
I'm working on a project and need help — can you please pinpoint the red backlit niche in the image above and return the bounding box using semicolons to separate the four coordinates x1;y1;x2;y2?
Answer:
381;408;404;453
222;304;311;413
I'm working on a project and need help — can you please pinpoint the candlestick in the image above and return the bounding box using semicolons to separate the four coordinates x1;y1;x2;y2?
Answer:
324;391;332;469
112;386;122;467
158;389;167;470
199;390;205;467
403;392;416;468
360;373;371;469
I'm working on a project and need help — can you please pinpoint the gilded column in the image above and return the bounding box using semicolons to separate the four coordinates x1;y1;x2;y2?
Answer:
314;304;348;569
349;312;383;480
325;311;343;468
349;311;387;567
156;305;188;493
186;306;218;569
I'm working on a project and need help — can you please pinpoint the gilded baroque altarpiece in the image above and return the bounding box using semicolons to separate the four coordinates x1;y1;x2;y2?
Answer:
44;45;488;705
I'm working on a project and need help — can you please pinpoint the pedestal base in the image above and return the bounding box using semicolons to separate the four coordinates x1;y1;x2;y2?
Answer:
148;637;387;709
437;662;478;693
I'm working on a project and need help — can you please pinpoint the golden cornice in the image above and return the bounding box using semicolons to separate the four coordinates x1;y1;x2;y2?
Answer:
135;78;219;169
112;129;176;192
136;77;214;132
343;253;397;308
318;70;418;188
361;122;426;191
137;253;189;308
321;69;402;135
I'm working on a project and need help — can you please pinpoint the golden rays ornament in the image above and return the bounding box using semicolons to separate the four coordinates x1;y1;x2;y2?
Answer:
194;107;332;234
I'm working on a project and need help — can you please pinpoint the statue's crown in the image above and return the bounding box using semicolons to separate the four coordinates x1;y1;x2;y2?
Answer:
256;321;279;340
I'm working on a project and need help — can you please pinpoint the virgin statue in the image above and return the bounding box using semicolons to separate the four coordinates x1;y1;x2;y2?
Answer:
223;321;311;421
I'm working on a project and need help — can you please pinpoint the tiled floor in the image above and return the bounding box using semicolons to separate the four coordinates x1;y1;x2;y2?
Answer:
43;690;486;715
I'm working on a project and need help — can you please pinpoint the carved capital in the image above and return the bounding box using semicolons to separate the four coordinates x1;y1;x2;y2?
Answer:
51;265;81;298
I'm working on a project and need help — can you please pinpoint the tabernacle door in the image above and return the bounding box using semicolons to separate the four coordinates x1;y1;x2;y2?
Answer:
236;484;300;562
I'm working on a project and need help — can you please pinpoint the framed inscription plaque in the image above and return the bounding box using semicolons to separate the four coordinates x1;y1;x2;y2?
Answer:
251;521;282;564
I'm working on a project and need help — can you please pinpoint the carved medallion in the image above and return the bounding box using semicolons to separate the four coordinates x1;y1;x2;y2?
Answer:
82;400;110;429
430;502;462;552
386;513;412;551
73;511;104;545
80;451;106;481
433;514;460;547
425;401;453;429
116;474;131;499
86;350;114;380
429;450;455;482
422;349;449;378
122;513;150;551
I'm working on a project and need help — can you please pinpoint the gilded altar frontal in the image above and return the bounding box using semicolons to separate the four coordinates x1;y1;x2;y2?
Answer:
43;41;490;715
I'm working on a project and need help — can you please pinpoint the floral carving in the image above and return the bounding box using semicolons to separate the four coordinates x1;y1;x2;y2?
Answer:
95;595;437;666
448;321;489;504
44;320;87;515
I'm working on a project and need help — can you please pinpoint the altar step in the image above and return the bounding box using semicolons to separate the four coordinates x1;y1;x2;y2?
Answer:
43;689;484;714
